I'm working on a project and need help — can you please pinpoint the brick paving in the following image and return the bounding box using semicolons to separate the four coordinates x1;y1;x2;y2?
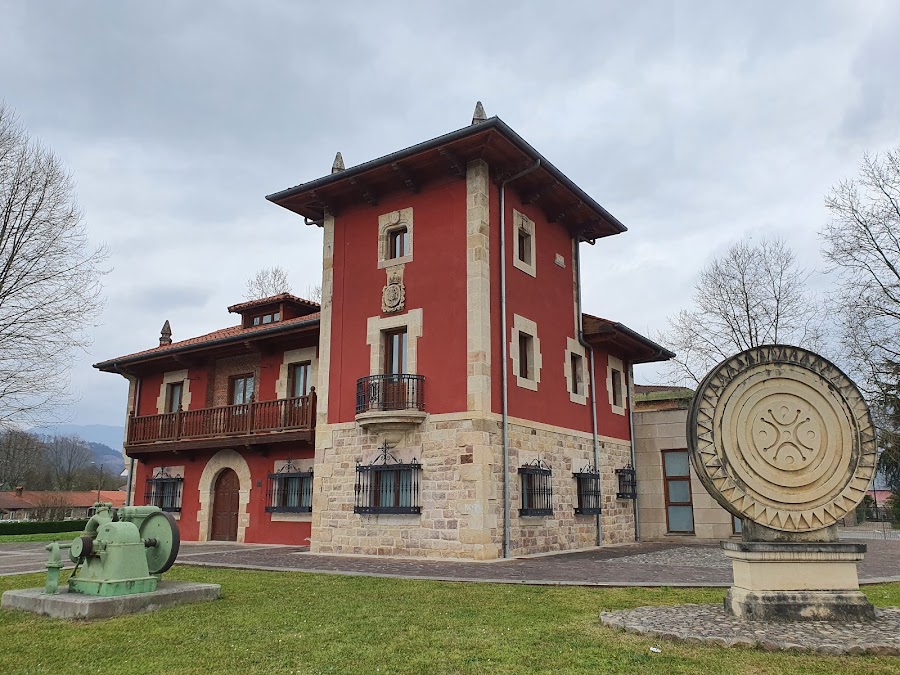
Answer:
3;538;898;587
601;604;900;655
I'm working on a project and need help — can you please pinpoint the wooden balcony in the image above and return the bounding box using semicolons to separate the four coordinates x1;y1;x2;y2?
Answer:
125;390;316;455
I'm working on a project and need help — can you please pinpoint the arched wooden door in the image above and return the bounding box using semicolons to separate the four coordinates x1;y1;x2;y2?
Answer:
211;469;240;541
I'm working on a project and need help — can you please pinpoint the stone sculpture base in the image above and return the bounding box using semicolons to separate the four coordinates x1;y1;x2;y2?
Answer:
721;541;875;621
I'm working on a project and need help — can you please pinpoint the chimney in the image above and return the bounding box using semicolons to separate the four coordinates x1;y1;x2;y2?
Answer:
159;320;172;346
15;486;23;498
471;101;487;125
331;152;345;174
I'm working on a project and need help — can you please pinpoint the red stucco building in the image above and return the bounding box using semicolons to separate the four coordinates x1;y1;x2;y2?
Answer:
96;107;672;558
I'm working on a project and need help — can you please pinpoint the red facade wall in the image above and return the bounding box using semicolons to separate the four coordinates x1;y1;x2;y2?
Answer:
487;182;632;441
135;442;315;545
136;372;163;416
328;178;469;423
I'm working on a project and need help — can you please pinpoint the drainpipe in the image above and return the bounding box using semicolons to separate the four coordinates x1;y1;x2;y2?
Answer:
627;364;639;541
500;159;541;559
574;243;603;546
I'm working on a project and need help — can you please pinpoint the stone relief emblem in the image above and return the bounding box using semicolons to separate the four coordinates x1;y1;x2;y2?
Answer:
687;345;876;532
381;266;405;314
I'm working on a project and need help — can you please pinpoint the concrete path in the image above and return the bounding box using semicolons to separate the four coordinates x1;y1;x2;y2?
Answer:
4;538;897;587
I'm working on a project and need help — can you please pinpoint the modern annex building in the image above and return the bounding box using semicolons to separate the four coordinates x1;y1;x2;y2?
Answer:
96;107;673;559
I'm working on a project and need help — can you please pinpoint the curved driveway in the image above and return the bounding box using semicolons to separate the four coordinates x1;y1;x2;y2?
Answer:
4;538;897;587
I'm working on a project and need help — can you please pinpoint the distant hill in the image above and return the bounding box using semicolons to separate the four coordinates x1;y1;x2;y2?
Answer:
28;424;127;476
29;424;126;452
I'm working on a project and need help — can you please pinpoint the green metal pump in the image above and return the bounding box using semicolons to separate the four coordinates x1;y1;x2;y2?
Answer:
44;503;180;597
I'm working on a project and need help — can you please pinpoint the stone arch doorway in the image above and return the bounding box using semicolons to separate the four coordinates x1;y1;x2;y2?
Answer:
197;449;252;542
211;468;240;541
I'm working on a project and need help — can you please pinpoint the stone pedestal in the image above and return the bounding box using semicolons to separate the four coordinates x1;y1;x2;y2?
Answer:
721;541;875;621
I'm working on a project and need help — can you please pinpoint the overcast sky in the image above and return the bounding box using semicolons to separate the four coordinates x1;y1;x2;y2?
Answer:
1;1;898;428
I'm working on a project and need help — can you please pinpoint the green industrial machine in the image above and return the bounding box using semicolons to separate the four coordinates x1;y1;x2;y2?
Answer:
44;503;180;597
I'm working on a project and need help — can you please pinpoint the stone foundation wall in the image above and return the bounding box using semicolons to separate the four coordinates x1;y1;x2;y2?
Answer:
310;413;635;559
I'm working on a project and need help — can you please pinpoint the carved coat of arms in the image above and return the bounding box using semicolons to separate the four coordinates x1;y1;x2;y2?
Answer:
381;268;405;313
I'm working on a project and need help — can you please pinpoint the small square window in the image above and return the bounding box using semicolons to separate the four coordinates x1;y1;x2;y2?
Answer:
570;353;585;395
266;470;313;513
611;369;623;407
512;211;536;277
573;468;602;515
519;463;552;516
517;227;532;265
165;381;183;414
354;462;422;514
146;469;183;512
388;227;408;260
518;332;534;380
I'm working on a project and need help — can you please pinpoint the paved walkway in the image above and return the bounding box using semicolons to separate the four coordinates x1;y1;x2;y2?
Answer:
4;538;897;587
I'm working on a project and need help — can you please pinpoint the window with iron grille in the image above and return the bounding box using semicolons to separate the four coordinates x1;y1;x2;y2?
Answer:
518;461;552;516
266;467;313;513
354;443;421;514
573;467;602;515
145;469;183;512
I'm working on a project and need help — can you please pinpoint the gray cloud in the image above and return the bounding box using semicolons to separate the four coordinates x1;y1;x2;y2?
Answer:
0;1;897;424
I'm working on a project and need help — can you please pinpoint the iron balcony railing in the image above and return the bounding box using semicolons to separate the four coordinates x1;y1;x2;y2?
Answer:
127;390;316;446
356;374;425;414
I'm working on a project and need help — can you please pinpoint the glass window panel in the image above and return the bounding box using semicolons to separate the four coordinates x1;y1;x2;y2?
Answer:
733;515;743;534
263;314;272;324
245;376;254;402
664;451;690;477
611;369;623;406
667;480;691;504
378;471;395;507
667;505;694;532
399;470;412;508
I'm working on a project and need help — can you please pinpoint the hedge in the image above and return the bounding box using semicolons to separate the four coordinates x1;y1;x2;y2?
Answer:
0;519;88;535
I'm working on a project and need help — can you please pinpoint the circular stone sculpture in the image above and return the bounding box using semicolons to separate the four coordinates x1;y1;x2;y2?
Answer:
688;345;877;532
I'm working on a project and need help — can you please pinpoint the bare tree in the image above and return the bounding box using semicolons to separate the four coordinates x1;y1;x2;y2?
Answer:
661;237;825;385
305;283;322;303
244;266;291;300
0;103;108;427
0;429;45;488
44;435;92;491
822;146;900;401
823;147;900;489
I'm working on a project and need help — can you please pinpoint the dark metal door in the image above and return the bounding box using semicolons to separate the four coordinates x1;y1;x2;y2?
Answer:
211;469;240;541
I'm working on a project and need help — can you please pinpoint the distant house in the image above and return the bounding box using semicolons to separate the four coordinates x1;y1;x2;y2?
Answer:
633;385;742;540
0;488;126;521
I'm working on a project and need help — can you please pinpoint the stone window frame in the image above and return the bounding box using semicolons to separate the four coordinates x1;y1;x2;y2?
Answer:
510;314;542;391
275;347;318;399
366;308;423;376
145;465;184;518
564;337;589;405
607;355;627;416
267;458;315;522
377;207;414;269
512;209;536;278
155;370;191;414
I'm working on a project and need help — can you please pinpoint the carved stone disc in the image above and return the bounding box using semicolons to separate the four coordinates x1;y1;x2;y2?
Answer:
687;345;877;532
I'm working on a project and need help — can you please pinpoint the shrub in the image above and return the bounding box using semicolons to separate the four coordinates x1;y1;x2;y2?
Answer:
0;519;87;535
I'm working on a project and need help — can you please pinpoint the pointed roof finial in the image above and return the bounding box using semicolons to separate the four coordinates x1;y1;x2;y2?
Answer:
471;101;487;125
159;320;172;346
331;151;345;174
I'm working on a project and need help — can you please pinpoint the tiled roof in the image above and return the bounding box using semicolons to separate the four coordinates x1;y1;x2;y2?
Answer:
94;312;320;369
227;293;320;314
0;490;126;512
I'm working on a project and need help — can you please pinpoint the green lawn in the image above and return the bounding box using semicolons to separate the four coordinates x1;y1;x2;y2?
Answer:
0;531;83;543
0;568;898;674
